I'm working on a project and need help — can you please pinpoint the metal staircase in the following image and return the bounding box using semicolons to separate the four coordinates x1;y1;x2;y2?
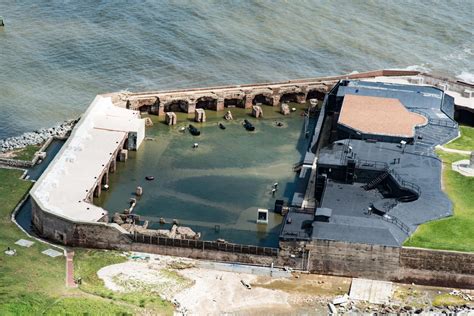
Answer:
363;168;390;190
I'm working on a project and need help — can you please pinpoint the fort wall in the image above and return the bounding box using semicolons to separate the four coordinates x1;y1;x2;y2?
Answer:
118;70;421;115
30;198;474;288
28;69;474;290
279;240;474;289
31;197;132;248
113;69;474;126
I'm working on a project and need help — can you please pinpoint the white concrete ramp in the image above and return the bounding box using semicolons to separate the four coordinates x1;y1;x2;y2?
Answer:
42;249;63;258
15;239;34;247
349;278;393;304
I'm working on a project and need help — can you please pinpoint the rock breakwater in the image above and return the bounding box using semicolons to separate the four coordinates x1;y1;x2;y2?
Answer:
0;120;75;153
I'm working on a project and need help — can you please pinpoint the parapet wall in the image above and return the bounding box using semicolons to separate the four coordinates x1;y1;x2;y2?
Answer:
116;70;421;115
31;193;132;248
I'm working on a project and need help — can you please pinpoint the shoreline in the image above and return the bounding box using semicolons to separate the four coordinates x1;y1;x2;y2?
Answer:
0;119;76;154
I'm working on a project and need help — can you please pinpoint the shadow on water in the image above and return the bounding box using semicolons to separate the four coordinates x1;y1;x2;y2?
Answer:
27;139;65;181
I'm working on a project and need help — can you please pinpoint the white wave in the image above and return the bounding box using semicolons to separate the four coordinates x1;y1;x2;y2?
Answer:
403;64;432;73
442;43;473;62
456;71;474;84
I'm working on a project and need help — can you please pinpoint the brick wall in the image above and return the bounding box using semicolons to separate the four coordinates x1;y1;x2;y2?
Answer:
284;239;474;289
397;247;474;288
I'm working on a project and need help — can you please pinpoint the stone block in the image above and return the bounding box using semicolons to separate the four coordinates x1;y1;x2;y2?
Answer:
119;149;128;162
144;117;154;127
252;105;263;118
224;110;233;121
195;108;206;122
280;103;290;115
462;89;473;98
135;186;143;196
165;112;177;125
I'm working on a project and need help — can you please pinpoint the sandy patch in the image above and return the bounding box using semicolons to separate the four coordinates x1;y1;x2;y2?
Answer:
96;253;471;315
97;253;292;315
97;255;194;300
174;267;291;315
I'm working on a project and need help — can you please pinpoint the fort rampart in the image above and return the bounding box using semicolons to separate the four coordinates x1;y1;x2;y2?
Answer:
27;69;474;290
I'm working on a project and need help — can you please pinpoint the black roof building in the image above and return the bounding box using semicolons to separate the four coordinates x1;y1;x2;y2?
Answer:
280;80;458;246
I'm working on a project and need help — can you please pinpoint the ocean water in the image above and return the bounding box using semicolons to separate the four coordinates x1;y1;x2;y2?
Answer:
0;1;472;139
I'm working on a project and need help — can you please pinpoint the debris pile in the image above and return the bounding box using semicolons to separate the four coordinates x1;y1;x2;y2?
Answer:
327;290;473;315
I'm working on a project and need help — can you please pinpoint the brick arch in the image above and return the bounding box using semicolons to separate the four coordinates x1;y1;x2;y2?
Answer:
163;100;188;113
196;96;218;110
224;97;246;108
252;94;273;106
306;89;326;101
280;92;306;103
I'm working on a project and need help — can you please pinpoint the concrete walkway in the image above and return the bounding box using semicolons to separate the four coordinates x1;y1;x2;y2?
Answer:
436;145;472;155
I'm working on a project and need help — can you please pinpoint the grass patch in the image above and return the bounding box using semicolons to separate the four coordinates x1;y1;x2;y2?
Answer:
446;125;474;151
432;293;467;307
43;297;135;316
0;168;172;315
10;144;41;161
404;151;474;252
0;168;65;314
74;249;174;314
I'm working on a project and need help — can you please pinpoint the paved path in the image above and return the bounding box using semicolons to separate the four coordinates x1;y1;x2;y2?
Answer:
66;250;77;288
436;145;472;155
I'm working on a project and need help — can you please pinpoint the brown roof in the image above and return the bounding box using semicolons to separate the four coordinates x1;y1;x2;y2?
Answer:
338;94;427;137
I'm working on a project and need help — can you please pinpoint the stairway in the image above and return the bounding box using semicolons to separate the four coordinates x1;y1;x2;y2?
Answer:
345;159;356;184
415;123;459;150
293;161;304;172
363;169;390;190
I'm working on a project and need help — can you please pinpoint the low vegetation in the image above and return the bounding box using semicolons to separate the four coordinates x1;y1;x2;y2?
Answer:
74;249;174;313
0;168;65;314
5;144;42;161
0;168;172;315
445;125;474;151
432;293;467;307
404;151;474;252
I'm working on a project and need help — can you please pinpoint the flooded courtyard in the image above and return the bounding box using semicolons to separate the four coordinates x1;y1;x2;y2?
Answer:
95;103;314;247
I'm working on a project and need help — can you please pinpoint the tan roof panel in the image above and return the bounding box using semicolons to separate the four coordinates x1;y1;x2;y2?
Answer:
338;94;427;137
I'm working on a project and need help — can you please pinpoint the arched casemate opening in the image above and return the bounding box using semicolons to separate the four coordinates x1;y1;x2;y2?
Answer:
252;94;273;106
224;98;246;108
280;92;306;103
164;100;188;113
306;89;326;101
196;96;218;110
138;98;160;115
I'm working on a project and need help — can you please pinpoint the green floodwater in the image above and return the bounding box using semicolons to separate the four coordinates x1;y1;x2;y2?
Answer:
95;103;312;247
